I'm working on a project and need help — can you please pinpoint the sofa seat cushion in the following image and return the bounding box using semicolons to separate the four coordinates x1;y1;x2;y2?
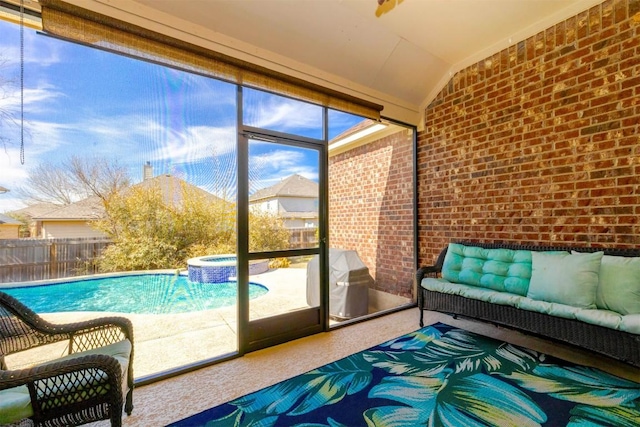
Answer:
574;309;623;330
516;298;582;320
422;278;636;334
620;315;640;335
0;339;131;425
422;278;523;308
441;243;532;296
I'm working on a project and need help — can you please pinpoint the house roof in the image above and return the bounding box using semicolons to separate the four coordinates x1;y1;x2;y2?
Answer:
0;213;22;225
130;174;223;206
33;175;223;221
9;202;61;219
249;174;318;202
35;196;105;220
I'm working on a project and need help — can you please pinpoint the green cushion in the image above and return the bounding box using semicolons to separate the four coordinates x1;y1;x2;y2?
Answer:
422;276;638;334
486;291;524;307
421;278;523;308
55;339;132;398
0;386;31;425
517;298;582;319
55;339;131;374
574;309;623;330
620;314;640;334
421;278;468;296
0;339;131;425
527;251;603;308
441;243;532;296
595;255;640;315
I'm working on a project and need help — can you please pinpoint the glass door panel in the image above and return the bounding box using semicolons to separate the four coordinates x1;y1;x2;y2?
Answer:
248;142;320;252
327;110;416;325
0;17;241;379
248;255;319;321
244;138;324;351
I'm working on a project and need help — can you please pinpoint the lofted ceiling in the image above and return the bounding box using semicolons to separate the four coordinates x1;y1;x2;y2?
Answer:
73;0;601;124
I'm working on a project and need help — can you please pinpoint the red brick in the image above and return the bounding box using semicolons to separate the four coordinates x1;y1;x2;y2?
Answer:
330;130;414;296
417;0;640;263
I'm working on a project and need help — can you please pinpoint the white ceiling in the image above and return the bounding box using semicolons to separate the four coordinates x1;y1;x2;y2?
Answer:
91;0;600;124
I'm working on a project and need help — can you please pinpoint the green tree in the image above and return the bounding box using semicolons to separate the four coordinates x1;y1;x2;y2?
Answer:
248;209;291;253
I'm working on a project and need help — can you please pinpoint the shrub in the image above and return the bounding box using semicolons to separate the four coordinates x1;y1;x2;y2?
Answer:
93;178;291;271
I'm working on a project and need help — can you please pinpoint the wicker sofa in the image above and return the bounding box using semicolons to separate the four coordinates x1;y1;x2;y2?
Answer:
417;242;640;368
0;291;134;427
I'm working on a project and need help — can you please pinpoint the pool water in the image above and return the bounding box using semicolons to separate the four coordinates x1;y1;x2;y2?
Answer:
2;274;268;315
202;256;236;263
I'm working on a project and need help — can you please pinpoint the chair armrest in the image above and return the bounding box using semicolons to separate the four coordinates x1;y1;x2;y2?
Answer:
1;291;133;353
66;317;134;353
416;265;440;283
0;354;122;424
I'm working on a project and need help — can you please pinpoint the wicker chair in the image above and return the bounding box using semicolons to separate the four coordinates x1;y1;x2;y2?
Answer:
0;291;134;427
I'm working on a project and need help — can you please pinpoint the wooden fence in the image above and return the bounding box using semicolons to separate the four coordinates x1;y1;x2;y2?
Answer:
0;237;111;283
0;229;317;283
289;227;318;249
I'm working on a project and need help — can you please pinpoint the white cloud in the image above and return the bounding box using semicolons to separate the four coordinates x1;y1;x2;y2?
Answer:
251;149;303;170
0;84;63;111
0;19;63;65
0;195;26;212
24;120;79;154
0;146;30;212
249;149;318;191
248;98;322;132
146;125;237;163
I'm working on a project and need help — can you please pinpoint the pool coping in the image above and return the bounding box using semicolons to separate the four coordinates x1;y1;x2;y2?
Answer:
0;269;186;289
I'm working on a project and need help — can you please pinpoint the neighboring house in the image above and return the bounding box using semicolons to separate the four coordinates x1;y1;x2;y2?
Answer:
249;174;318;229
0;213;22;239
132;173;223;207
34;196;106;239
30;174;222;239
8;202;61;238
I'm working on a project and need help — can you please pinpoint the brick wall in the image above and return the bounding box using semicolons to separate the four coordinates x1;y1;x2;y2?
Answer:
418;0;640;265
329;129;414;298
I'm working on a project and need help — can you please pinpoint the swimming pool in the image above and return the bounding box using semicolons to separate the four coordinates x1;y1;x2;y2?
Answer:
1;274;268;315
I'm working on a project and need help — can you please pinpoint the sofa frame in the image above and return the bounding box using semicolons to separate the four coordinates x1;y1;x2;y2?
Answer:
417;242;640;368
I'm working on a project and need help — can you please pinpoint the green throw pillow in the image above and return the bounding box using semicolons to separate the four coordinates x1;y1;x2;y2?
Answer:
527;251;603;308
596;255;640;315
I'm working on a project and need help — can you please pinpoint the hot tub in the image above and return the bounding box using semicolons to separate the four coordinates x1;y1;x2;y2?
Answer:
187;255;269;283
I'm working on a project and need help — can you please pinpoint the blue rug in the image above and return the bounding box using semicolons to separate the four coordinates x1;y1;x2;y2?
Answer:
168;323;640;426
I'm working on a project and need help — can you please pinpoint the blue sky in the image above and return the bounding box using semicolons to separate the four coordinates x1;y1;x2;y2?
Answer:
0;19;362;212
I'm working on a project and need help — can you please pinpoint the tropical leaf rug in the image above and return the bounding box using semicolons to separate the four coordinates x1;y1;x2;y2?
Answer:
168;323;640;426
